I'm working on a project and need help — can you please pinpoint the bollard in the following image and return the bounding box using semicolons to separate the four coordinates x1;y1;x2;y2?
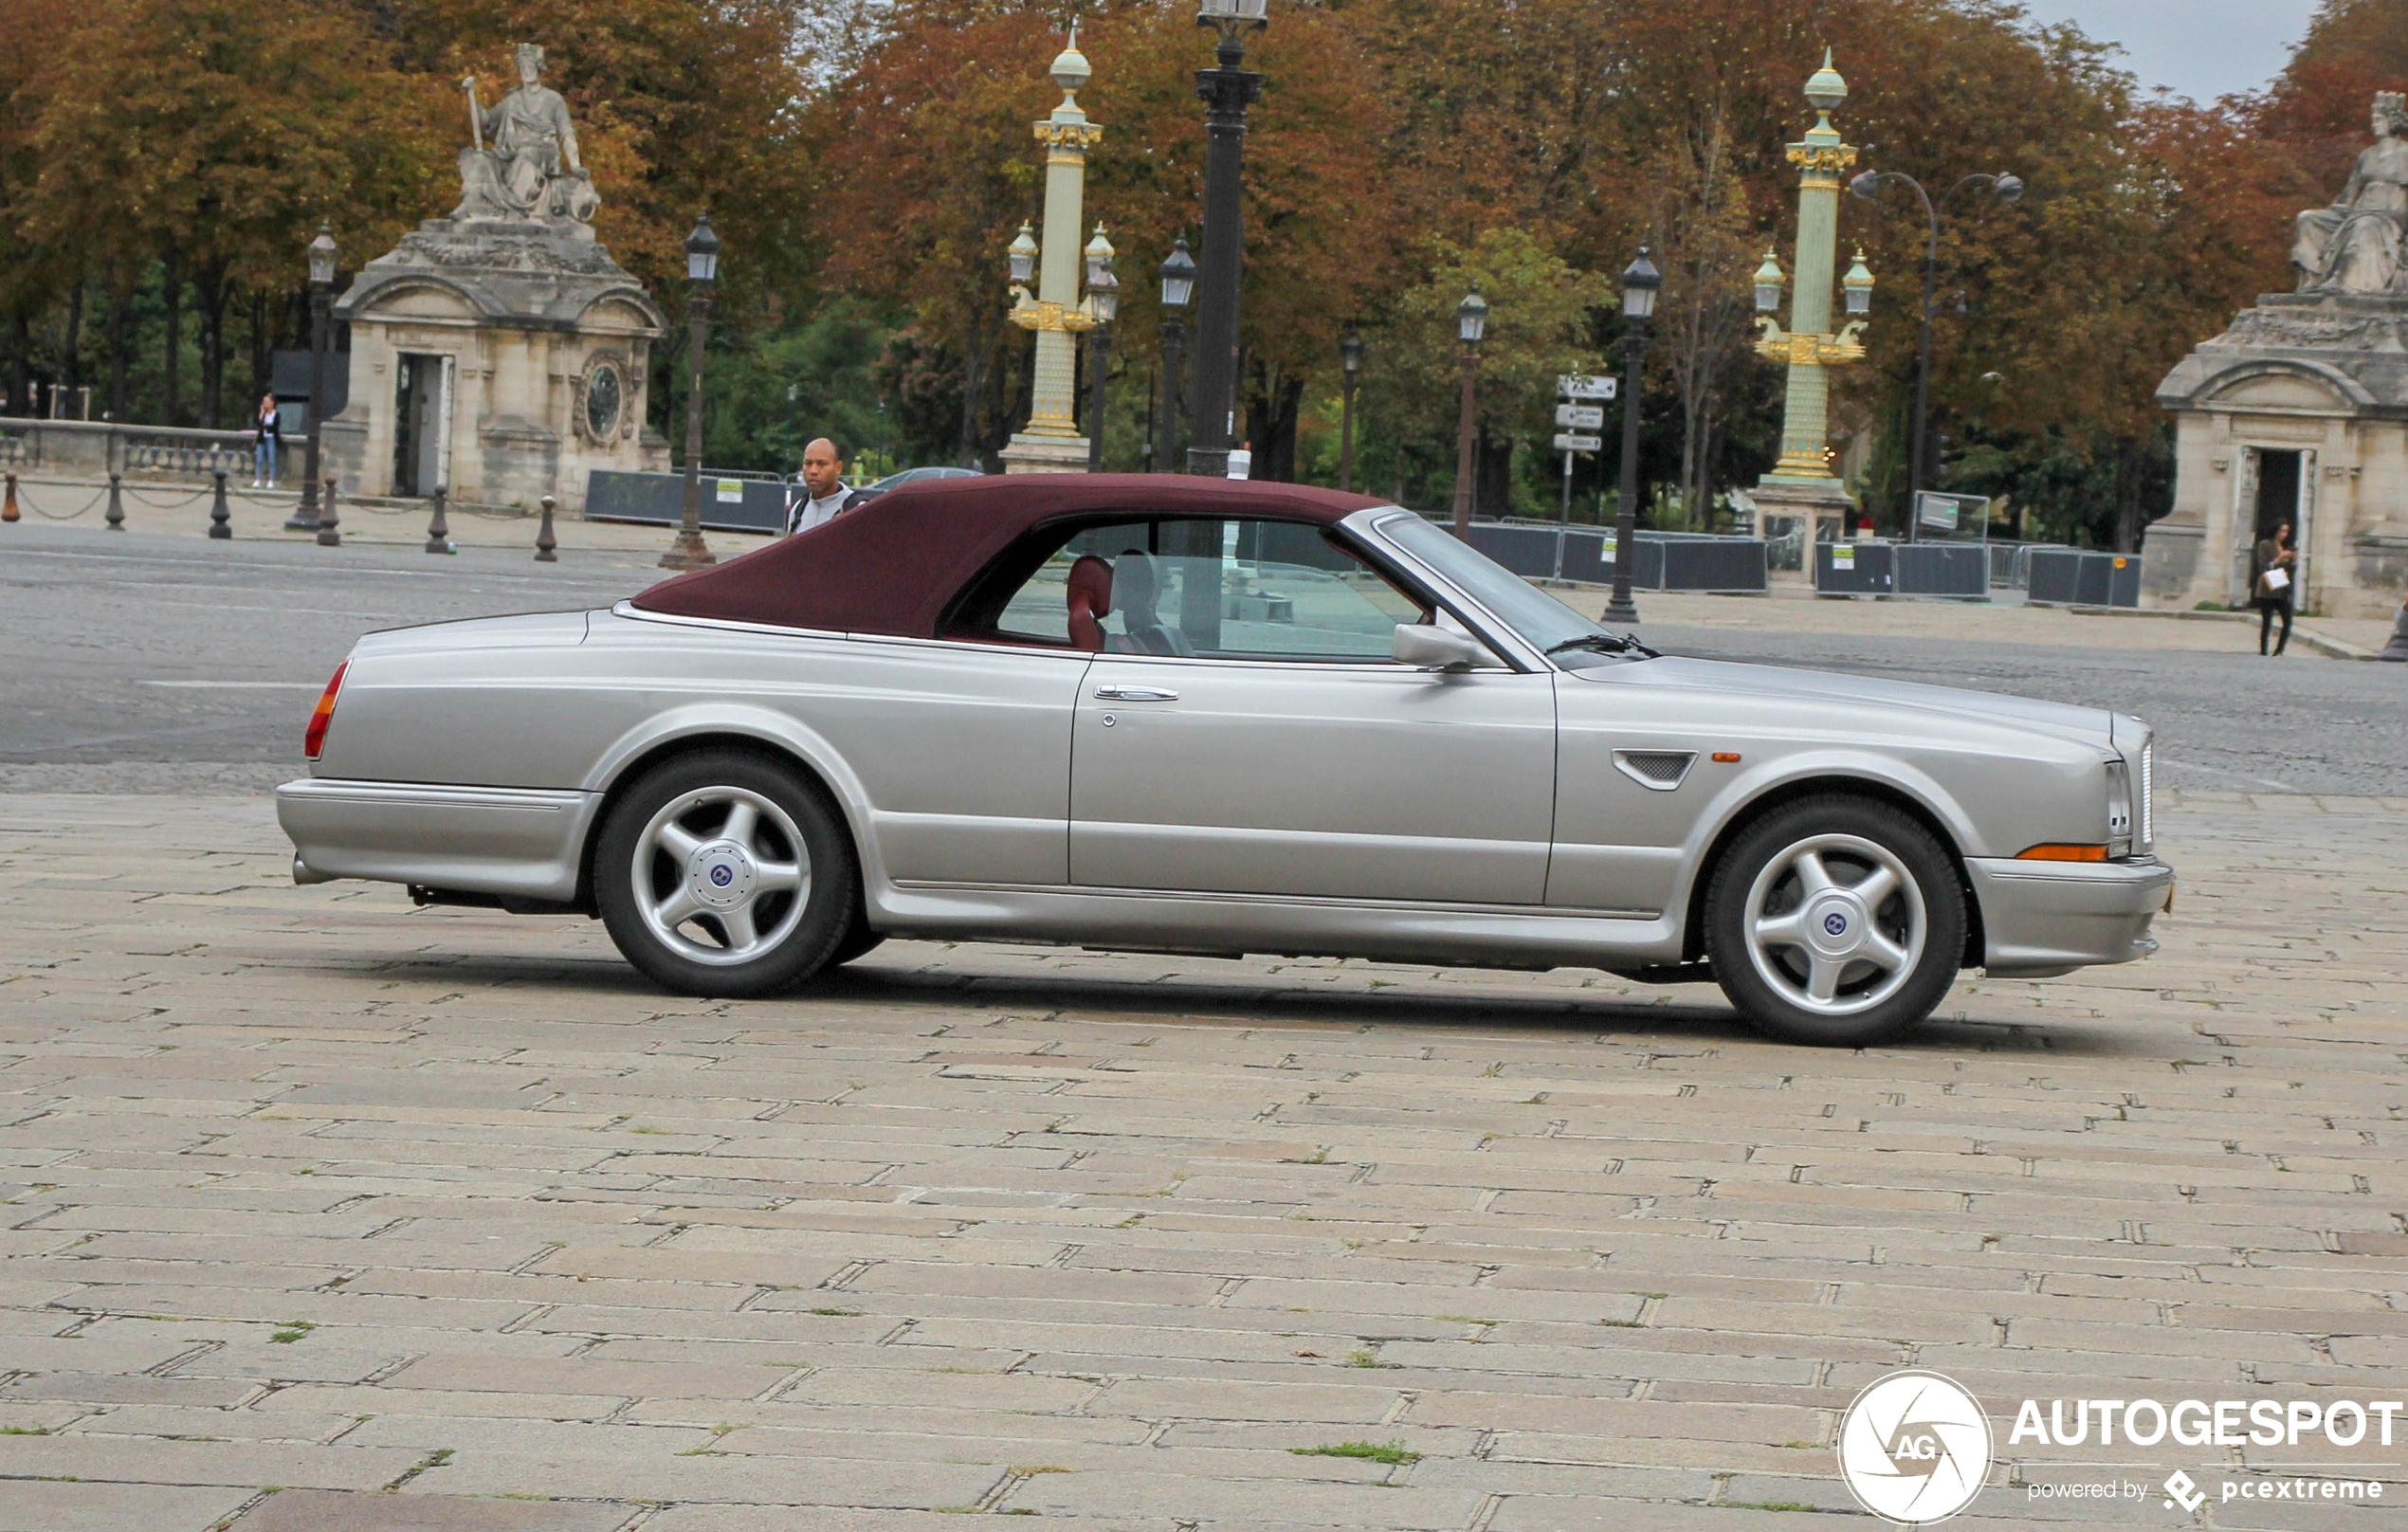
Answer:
2381;600;2408;663
209;469;232;538
535;495;557;562
425;484;452;554
316;477;341;547
2;471;17;523
105;472;124;531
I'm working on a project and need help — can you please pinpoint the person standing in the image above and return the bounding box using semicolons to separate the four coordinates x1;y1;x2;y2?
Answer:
251;394;281;488
2253;520;2298;656
785;438;867;535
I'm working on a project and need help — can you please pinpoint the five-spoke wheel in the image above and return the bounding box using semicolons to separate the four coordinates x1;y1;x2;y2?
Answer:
1706;795;1964;1046
596;750;858;996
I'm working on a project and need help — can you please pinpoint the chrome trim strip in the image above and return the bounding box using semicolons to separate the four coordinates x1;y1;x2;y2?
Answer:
886;878;1657;921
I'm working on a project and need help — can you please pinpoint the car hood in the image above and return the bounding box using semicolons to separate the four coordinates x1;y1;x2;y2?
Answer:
1591;654;2114;749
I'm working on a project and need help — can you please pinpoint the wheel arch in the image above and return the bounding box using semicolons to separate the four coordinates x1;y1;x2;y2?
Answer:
573;713;870;911
1679;774;1985;968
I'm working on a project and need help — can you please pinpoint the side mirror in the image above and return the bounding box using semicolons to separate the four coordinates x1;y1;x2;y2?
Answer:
1394;622;1490;671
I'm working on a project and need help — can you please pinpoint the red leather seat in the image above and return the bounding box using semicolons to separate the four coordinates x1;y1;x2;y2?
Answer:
1067;555;1113;651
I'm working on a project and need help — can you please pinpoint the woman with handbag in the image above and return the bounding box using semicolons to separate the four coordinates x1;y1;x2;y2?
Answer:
2253;520;2297;656
250;394;282;488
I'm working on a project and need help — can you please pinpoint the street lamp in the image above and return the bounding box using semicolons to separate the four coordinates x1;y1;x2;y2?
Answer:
1850;167;2020;538
287;225;338;536
1186;0;1268;476
1603;247;1660;628
662;211;720;572
1084;226;1119;472
1450;285;1488;537
1338;327;1363;493
1156;236;1195;472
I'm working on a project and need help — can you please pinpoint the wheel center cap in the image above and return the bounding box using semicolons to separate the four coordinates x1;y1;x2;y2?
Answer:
687;840;757;908
1805;893;1868;957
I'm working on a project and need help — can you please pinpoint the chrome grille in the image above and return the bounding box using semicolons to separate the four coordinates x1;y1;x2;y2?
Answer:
2140;743;2153;847
1614;749;1696;791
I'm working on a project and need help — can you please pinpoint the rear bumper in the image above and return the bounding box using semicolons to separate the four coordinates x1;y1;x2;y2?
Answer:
1965;854;2174;978
279;777;597;903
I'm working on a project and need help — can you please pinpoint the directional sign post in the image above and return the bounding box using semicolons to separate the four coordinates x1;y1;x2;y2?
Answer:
1555;377;1614;520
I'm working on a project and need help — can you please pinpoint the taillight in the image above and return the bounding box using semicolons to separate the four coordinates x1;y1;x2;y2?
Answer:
304;662;347;760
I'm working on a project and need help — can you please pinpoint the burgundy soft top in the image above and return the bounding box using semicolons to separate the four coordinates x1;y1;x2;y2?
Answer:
630;473;1387;638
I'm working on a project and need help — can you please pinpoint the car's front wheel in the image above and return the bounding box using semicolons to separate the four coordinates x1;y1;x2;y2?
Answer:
1705;795;1966;1047
595;750;856;997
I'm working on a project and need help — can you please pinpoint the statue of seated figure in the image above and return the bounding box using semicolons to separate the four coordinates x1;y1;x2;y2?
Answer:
453;44;599;228
2294;92;2408;295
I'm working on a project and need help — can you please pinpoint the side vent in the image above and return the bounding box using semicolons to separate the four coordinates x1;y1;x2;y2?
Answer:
1613;749;1697;792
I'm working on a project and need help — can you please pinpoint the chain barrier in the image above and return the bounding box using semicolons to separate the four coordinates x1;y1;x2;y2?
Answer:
18;483;106;520
121;485;218;511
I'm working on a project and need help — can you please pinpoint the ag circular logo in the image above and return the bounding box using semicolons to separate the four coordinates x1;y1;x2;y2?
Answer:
1836;1369;1992;1524
1824;911;1850;937
709;865;735;887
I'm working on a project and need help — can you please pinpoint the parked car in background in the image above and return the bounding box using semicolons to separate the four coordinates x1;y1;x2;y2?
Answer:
852;465;981;501
279;476;2171;1047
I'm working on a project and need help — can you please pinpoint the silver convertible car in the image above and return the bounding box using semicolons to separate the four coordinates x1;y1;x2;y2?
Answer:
280;476;2171;1046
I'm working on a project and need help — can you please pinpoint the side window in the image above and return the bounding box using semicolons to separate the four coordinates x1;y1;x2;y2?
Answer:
977;518;1429;661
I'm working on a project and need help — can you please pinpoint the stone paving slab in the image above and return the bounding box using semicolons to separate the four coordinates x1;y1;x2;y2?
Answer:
0;790;2403;1527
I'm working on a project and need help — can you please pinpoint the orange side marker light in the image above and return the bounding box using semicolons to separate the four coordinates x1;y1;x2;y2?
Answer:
2016;843;2108;862
1711;752;1741;763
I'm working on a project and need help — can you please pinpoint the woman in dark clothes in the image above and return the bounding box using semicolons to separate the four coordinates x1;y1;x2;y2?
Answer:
2254;520;2297;656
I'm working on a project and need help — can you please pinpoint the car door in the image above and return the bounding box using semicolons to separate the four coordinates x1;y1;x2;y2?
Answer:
1067;517;1557;904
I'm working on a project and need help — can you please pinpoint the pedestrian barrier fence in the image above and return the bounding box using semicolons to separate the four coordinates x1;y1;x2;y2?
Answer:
1813;539;1995;599
1463;521;1768;593
2025;548;2142;608
588;468;791;534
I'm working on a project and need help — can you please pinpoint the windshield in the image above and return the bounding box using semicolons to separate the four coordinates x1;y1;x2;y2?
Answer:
1374;511;1622;658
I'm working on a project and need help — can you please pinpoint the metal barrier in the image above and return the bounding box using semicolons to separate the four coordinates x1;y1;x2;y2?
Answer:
1893;542;1989;599
1466;522;1767;593
1815;540;1892;595
2026;549;2142;608
587;468;791;533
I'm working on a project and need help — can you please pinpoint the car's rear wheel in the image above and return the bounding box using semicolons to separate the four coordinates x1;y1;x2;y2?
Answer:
595;750;855;997
1705;795;1965;1047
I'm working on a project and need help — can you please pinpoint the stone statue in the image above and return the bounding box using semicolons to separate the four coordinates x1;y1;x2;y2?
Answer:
452;44;599;228
2293;92;2408;294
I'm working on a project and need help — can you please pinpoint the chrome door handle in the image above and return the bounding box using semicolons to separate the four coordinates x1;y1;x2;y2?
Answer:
1093;685;1179;702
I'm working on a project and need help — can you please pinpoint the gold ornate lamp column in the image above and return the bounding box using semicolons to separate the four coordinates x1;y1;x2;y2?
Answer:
1749;50;1875;566
1000;30;1105;474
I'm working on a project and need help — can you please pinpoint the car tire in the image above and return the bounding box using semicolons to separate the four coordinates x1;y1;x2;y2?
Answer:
827;915;885;967
1705;794;1966;1047
595;749;857;998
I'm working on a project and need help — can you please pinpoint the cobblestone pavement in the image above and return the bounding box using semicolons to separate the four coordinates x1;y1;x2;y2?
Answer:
2;790;2403;1529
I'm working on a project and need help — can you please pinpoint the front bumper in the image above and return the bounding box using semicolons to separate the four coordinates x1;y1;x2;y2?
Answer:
279;777;598;903
1964;854;2174;978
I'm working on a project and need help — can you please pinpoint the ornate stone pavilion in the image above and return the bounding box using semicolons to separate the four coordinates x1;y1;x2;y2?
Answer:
2143;94;2408;619
321;45;668;514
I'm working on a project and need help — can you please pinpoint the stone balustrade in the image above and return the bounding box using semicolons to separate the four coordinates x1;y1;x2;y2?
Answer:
0;417;267;482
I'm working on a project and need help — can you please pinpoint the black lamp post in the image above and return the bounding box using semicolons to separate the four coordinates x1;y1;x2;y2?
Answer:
663;212;721;572
1084;232;1120;473
1339;327;1362;493
1603;247;1660;628
286;225;337;534
1449;285;1487;538
1849;168;2020;538
1156;236;1195;473
1185;0;1267;477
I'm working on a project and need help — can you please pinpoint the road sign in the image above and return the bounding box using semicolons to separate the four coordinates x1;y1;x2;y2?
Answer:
1552;432;1603;453
1558;374;1616;401
1555;404;1605;429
